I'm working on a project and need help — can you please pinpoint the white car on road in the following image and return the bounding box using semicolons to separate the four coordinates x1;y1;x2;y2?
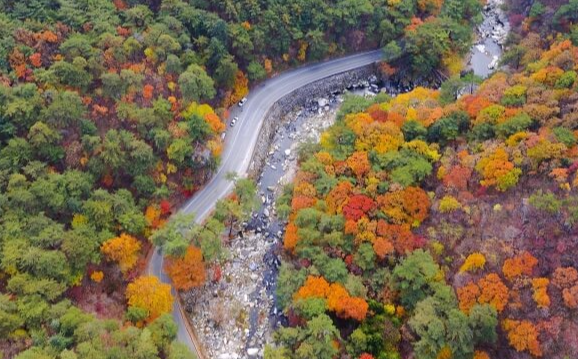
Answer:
238;97;247;107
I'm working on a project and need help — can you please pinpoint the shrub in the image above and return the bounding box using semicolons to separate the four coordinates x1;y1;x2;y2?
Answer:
439;195;461;213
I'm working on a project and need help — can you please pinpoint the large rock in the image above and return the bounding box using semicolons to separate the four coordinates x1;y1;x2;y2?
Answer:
247;348;259;356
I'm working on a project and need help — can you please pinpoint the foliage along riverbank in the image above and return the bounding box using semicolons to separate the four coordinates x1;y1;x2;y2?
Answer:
268;2;578;358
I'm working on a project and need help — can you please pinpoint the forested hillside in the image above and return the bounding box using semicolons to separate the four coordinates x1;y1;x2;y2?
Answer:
271;2;578;358
0;0;485;358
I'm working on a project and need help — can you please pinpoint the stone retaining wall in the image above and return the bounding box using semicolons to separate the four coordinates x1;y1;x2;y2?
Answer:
247;63;378;178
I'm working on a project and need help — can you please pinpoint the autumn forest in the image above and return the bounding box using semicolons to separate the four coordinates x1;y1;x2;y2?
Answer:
1;0;578;359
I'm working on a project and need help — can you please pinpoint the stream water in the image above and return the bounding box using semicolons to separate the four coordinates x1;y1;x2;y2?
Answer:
468;0;510;77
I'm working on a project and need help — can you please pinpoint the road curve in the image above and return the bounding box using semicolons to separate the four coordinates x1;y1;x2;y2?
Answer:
147;49;383;358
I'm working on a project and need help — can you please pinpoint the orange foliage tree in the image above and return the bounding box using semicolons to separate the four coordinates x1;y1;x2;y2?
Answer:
224;70;249;107
502;319;542;357
90;271;104;283
473;351;490;359
326;283;368;321
502;251;538;281
142;84;154;100
101;233;142;274
291;196;316;211
442;165;472;191
204;113;226;134
531;278;550;309
377;186;430;226
294;276;367;321
477;273;510;313
165;245;206;290
376;221;417;254
457;281;481;314
326;181;353;214
373;237;395;259
29;53;42;67
562;285;578;309
283;222;300;252
552;267;578;289
145;205;163;228
347;151;371;181
475;147;521;191
294;276;331;300
126;275;173;322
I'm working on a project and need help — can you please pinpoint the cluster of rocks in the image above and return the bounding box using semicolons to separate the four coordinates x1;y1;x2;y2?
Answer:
479;0;511;46
181;228;278;359
277;107;339;189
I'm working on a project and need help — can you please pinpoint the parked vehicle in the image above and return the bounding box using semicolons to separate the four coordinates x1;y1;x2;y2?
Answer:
238;97;247;107
231;116;238;127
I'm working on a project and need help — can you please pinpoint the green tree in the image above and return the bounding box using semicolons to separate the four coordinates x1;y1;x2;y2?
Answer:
295;314;339;359
276;263;307;310
392;249;440;309
0;294;24;338
150;213;197;257
178;64;216;103
41;91;86;128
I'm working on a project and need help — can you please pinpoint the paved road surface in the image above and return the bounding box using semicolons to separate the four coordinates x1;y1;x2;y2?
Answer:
147;49;383;358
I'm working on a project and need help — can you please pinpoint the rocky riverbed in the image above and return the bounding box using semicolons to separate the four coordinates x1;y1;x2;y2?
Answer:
181;93;343;359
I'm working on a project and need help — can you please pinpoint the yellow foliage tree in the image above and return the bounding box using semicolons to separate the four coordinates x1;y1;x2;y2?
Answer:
531;278;550;309
459;253;486;273
439;195;461;213
126;275;173;322
101;233;141;274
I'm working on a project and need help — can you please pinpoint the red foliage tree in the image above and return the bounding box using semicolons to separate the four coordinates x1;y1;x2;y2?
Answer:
343;194;376;221
443;165;472;191
160;200;171;215
367;104;388;122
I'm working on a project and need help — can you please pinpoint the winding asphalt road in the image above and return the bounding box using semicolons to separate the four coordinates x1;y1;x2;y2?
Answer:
147;49;383;358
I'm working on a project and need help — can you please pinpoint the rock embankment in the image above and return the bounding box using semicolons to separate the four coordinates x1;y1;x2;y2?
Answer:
247;64;377;178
